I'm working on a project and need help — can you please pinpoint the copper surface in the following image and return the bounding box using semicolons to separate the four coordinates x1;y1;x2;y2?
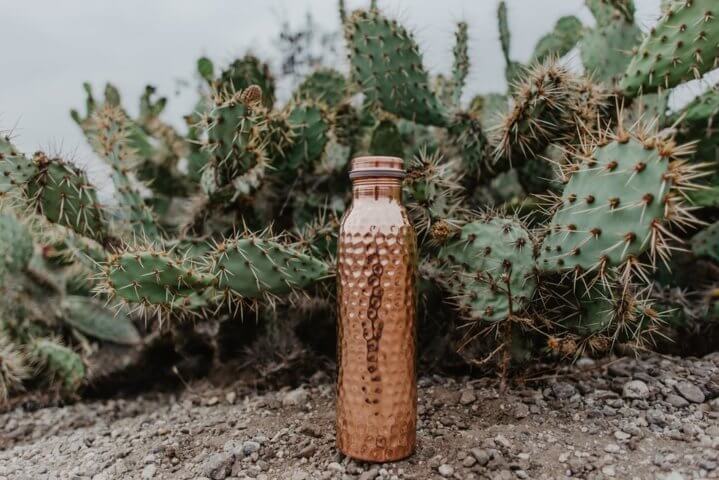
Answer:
336;156;417;462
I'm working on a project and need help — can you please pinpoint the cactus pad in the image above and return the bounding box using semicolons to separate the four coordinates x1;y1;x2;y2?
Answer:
539;129;702;275
30;338;85;392
438;216;537;324
61;295;141;345
0;214;33;283
621;0;719;95
295;69;347;108
345;10;448;126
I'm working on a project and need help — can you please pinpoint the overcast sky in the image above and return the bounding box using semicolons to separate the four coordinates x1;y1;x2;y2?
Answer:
0;0;695;175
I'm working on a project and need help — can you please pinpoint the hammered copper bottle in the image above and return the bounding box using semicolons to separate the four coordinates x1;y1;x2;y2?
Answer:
336;156;417;462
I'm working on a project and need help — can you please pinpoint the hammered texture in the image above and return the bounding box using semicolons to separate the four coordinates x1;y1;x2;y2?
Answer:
336;188;417;462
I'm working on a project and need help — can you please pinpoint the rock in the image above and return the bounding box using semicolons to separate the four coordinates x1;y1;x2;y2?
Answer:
296;443;316;458
462;455;477;467
358;467;380;480
709;397;719;412
665;394;689;408
291;472;309;480
675;382;705;404
438;464;454;477
623;380;649;400
514;403;529;419
141;464;157;479
604;443;620;454
282;388;309;407
471;448;491;466
646;408;666;426
552;382;577;400
614;430;631;441
202;453;233;480
242;440;261;456
459;390;477;405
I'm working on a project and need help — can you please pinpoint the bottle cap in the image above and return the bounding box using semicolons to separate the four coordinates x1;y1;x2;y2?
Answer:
349;156;405;180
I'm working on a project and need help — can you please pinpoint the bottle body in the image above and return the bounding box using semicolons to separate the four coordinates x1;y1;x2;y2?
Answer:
336;157;417;462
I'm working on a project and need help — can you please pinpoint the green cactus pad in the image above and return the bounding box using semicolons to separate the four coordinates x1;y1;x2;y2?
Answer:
0;214;34;284
438;216;537;323
105;249;213;306
691;220;719;262
30;338;85;392
450;22;469;107
532;16;583;63
217;55;276;108
281;102;330;174
61;295;141;345
580;15;641;86
586;0;635;27
208;235;329;298
26;153;107;242
0;137;38;196
369;119;403;157
539;134;683;273
621;0;719;95
295;69;347;108
345;10;448;126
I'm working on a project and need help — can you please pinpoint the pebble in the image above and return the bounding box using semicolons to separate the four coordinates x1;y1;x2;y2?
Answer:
203;453;233;480
459;390;477;405
514;403;529;419
438;464;454;477
675;382;705;404
623;380;650;400
665;393;689;408
552;382;577;400
283;388;310;407
242;440;261;456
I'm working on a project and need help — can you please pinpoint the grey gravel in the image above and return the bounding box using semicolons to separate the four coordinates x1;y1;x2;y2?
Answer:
1;352;718;479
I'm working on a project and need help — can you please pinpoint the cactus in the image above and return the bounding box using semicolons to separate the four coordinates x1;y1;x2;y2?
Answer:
0;136;37;198
438;215;537;324
580;8;641;86
217;55;276;108
26;153;108;242
295;69;347;108
0;214;34;285
538;125;705;279
102;246;213;309
369;119;403;157
692;220;719;262
345;9;448;126
61;295;141;345
206;233;329;299
280;102;331;174
621;0;719;95
532;16;583;63
0;334;28;404
29;338;86;393
450;22;469;108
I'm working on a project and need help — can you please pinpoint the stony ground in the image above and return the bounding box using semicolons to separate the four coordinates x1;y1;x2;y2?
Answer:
1;353;718;480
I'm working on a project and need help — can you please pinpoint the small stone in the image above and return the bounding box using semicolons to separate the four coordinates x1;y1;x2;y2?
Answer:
471;448;491;466
327;462;344;472
601;465;616;477
604;443;620;454
675;382;705;404
291;472;309;480
358;467;380;480
203;453;233;480
438;464;454;477
460;390;477;405
665;394;689;408
283;388;309;407
242;440;261;456
297;444;317;458
142;464;157;479
614;430;631;441
205;396;219;406
623;380;649;400
552;382;577;400
514;403;529;419
462;455;477;467
225;392;237;404
646;408;666;426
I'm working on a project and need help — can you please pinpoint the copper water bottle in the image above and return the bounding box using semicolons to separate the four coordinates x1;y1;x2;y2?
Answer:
336;156;417;462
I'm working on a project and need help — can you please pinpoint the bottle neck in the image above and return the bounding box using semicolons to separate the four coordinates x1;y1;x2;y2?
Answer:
351;177;402;202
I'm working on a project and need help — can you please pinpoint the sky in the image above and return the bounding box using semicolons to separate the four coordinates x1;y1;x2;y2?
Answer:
3;0;712;180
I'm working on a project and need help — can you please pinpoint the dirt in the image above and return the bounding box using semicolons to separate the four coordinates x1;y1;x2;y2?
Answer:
1;352;718;479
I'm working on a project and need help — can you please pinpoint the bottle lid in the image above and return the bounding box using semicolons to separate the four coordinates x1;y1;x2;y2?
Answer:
349;156;405;180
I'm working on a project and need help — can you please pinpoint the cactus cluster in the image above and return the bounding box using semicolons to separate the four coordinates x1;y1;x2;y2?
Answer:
2;0;719;403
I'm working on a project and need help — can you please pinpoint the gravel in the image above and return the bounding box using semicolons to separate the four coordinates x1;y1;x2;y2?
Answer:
0;352;718;479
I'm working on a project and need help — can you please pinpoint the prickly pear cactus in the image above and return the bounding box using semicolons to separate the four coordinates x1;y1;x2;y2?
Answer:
532;15;583;63
61;296;141;345
0;334;28;404
0;136;37;197
345;9;448;126
580;9;641;86
692;220;719;262
0;214;33;285
539;127;702;275
621;0;719;95
295;69;347;108
369;119;403;157
29;338;85;393
217;55;276;108
207;234;329;299
438;216;537;324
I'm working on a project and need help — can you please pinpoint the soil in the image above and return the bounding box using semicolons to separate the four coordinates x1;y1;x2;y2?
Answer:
1;352;718;480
